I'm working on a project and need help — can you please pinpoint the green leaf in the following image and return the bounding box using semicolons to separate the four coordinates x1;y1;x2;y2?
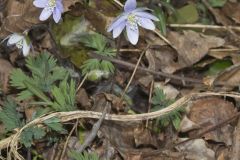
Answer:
172;115;181;130
0;98;23;132
10;52;69;101
206;60;232;76
168;4;199;24
17;90;33;101
44;117;65;132
23;81;51;103
209;0;227;7
20;127;46;148
10;69;30;89
151;88;184;131
81;59;101;75
79;33;107;52
154;8;167;36
68;151;99;160
20;128;33;148
101;60;115;73
159;1;176;13
51;78;76;111
33;127;46;139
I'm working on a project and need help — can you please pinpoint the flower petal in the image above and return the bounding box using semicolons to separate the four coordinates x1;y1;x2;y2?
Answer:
39;8;53;21
113;21;126;38
22;40;30;56
53;8;62;23
33;0;48;8
138;17;155;30
126;24;139;45
124;0;137;12
7;34;23;46
135;11;159;21
56;0;64;12
107;14;127;32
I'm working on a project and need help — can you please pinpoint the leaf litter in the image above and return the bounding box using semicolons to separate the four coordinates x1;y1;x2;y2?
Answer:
1;0;240;160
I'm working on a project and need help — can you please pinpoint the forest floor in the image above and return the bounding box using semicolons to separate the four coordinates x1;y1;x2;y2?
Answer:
1;0;240;159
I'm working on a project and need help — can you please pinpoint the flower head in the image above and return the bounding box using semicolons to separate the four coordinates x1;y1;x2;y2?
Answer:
107;0;159;45
7;33;31;56
33;0;64;23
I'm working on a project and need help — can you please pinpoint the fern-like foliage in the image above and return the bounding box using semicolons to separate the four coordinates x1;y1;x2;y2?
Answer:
0;98;43;148
79;33;115;76
0;98;66;148
1;53;76;148
0;98;23;132
44;117;66;132
10;52;76;111
151;88;184;131
51;78;76;111
10;53;68;101
20;126;46;148
68;151;99;160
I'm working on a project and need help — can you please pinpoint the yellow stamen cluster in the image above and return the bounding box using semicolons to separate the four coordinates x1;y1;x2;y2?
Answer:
16;40;23;49
47;0;56;11
127;13;139;31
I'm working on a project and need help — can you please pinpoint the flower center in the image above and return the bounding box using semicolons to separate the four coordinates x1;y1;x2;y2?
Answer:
16;40;23;49
127;14;139;31
46;0;56;12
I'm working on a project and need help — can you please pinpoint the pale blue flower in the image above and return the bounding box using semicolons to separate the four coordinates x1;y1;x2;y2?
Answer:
107;0;159;45
33;0;64;23
7;33;31;56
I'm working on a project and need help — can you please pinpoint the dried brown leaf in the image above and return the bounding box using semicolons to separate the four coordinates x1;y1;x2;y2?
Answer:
146;31;225;73
0;58;14;93
133;126;158;148
168;30;225;69
176;138;215;160
222;2;240;24
188;97;236;145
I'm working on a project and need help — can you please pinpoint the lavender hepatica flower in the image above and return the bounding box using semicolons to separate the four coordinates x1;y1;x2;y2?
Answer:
107;0;159;45
7;33;31;56
33;0;64;23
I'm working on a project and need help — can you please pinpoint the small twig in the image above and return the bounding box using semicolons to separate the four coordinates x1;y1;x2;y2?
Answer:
89;52;240;87
60;119;79;160
118;48;142;53
145;80;154;128
89;52;202;84
153;29;172;46
50;143;58;160
168;24;240;32
112;0;123;7
77;103;110;153
6;92;240;159
77;73;88;92
119;45;150;103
